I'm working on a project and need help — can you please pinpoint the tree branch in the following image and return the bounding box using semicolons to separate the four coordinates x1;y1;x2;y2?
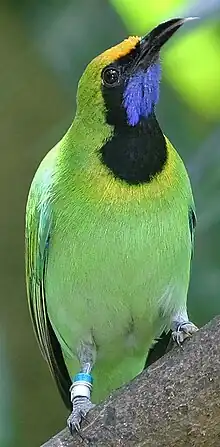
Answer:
42;317;220;447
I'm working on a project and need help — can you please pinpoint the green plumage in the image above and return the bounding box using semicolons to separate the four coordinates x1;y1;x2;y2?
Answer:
25;21;196;418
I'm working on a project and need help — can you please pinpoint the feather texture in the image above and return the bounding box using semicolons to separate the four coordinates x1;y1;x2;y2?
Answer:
26;149;72;409
25;34;196;407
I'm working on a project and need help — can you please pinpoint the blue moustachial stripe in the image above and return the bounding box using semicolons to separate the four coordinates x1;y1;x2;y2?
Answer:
123;63;161;126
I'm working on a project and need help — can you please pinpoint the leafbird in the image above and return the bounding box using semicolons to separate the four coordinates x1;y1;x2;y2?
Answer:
25;18;198;432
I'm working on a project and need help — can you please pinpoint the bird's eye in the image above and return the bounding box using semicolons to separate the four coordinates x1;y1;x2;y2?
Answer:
102;67;120;87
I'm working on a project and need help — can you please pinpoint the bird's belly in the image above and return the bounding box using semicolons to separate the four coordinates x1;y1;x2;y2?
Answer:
46;204;190;365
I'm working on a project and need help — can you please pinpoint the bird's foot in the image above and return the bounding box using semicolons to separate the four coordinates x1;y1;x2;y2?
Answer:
172;321;198;346
67;396;95;434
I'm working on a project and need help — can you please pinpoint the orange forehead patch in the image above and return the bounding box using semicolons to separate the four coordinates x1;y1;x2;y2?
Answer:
96;36;140;65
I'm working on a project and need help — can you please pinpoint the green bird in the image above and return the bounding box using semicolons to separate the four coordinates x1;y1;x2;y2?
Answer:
26;18;198;432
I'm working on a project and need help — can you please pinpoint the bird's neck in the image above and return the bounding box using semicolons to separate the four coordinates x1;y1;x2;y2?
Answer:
100;113;167;185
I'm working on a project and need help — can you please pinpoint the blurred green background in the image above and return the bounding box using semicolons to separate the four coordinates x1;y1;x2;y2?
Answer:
0;0;219;446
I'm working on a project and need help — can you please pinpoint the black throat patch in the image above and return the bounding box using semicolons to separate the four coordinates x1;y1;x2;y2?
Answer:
100;113;167;185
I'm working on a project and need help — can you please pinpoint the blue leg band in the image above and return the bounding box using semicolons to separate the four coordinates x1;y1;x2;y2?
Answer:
73;372;93;384
70;372;93;401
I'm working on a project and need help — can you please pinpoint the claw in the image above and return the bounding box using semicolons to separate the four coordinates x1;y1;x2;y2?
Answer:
172;321;198;346
80;413;90;423
74;422;81;433
67;396;95;435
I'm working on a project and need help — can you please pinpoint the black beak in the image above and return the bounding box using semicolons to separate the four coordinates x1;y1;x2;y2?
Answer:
135;17;197;68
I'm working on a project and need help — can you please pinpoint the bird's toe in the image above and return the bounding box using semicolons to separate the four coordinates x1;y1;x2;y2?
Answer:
172;321;198;345
67;397;95;435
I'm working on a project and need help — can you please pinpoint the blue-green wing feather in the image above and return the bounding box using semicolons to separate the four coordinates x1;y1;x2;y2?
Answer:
189;205;197;256
25;167;71;409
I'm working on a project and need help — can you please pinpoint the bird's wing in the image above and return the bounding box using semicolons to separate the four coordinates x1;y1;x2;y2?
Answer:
144;330;172;368
25;166;72;410
189;204;197;257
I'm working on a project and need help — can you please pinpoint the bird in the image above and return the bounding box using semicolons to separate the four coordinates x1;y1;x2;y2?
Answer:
25;17;198;433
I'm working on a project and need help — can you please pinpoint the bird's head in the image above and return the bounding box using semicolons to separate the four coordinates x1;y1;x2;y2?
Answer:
75;18;190;129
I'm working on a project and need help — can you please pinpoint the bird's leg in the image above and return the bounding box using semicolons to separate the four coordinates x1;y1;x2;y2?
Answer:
67;341;96;434
171;309;198;346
